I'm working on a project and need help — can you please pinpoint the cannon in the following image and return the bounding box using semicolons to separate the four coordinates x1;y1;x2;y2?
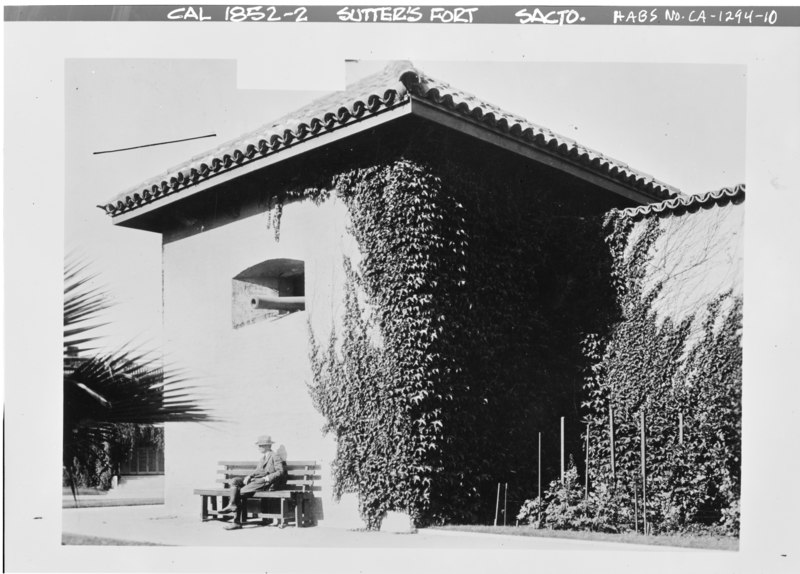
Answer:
250;295;305;311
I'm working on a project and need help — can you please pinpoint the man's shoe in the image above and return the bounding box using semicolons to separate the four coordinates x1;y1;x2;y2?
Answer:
218;505;237;514
224;522;243;530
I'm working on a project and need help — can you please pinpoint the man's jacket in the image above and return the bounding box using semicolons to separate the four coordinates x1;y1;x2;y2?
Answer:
249;451;286;487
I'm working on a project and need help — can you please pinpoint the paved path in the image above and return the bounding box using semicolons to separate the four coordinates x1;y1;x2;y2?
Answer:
62;505;679;550
63;476;165;508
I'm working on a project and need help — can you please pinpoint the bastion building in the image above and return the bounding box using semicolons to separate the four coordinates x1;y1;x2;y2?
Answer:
100;61;743;525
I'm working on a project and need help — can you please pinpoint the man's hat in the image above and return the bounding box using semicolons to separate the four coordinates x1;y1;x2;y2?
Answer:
255;435;274;446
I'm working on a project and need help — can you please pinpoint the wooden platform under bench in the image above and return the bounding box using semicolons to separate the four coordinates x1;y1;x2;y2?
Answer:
194;460;321;528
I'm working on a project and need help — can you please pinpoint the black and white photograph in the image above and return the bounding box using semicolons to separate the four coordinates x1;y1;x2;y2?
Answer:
3;3;799;573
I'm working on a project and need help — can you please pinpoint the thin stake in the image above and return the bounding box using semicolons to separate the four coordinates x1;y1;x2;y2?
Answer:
634;478;639;534
503;482;508;526
641;410;647;535
585;421;591;500
609;405;616;485
537;432;542;524
679;411;684;445
494;482;501;526
560;416;565;484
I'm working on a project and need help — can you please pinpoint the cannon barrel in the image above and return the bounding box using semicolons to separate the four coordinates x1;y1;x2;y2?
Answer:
250;295;305;311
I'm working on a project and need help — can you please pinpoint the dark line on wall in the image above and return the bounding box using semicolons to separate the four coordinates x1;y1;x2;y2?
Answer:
93;133;217;155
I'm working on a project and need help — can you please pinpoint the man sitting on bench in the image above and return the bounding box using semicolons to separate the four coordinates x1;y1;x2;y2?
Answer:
220;434;287;530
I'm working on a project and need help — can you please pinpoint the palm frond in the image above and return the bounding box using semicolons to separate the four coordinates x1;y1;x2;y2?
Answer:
63;256;214;486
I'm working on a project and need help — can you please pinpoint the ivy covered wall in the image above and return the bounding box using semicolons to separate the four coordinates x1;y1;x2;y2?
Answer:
220;114;742;531
149;107;741;529
292;124;630;527
577;207;743;534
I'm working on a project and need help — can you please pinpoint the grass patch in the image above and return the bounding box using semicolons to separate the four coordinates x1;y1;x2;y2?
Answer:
430;525;738;551
62;533;170;546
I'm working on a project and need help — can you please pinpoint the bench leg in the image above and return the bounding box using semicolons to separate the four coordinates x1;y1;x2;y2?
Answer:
295;496;302;528
201;495;222;522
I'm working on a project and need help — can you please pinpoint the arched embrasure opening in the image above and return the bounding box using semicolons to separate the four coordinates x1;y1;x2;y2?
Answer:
232;258;305;328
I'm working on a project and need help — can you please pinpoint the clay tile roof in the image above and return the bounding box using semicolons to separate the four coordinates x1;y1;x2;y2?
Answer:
401;68;679;200
615;184;745;220
101;61;680;218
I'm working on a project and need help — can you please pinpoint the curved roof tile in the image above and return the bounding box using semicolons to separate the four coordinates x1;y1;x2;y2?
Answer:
614;184;745;220
101;61;680;218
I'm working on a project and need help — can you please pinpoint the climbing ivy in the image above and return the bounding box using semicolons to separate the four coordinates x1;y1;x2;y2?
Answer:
308;159;471;527
286;126;741;532
309;260;421;528
265;195;284;242
301;132;620;527
579;210;743;535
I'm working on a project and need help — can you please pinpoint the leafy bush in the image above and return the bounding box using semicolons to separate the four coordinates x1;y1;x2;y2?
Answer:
539;463;591;530
519;461;634;533
517;497;544;528
720;499;740;536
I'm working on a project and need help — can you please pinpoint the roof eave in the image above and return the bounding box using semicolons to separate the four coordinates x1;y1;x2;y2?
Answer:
408;96;667;206
110;101;414;228
617;185;745;220
112;90;677;230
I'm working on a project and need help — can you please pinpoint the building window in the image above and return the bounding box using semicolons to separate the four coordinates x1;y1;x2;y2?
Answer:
120;445;165;475
232;258;305;328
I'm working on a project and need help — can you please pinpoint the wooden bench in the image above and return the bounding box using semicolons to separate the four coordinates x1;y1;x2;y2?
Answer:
193;460;321;528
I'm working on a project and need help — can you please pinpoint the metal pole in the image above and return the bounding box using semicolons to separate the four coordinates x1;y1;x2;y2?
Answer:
679;411;684;445
609;405;616;485
634;478;639;534
537;432;542;524
494;482;501;526
641;410;647;535
503;482;508;526
560;416;565;484
585;421;591;500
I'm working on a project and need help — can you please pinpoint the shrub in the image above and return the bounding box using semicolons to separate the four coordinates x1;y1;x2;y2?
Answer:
517;497;545;528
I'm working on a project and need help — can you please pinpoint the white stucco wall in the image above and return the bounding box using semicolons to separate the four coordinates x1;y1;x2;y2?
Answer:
634;201;744;341
161;195;363;526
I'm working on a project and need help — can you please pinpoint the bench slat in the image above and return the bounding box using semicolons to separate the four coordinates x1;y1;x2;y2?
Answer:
215;477;320;484
194;488;234;495
201;488;322;496
212;481;321;491
284;476;321;483
250;490;318;498
219;469;319;475
217;472;322;483
218;467;321;472
217;478;312;490
195;488;321;499
218;460;319;468
217;468;320;475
